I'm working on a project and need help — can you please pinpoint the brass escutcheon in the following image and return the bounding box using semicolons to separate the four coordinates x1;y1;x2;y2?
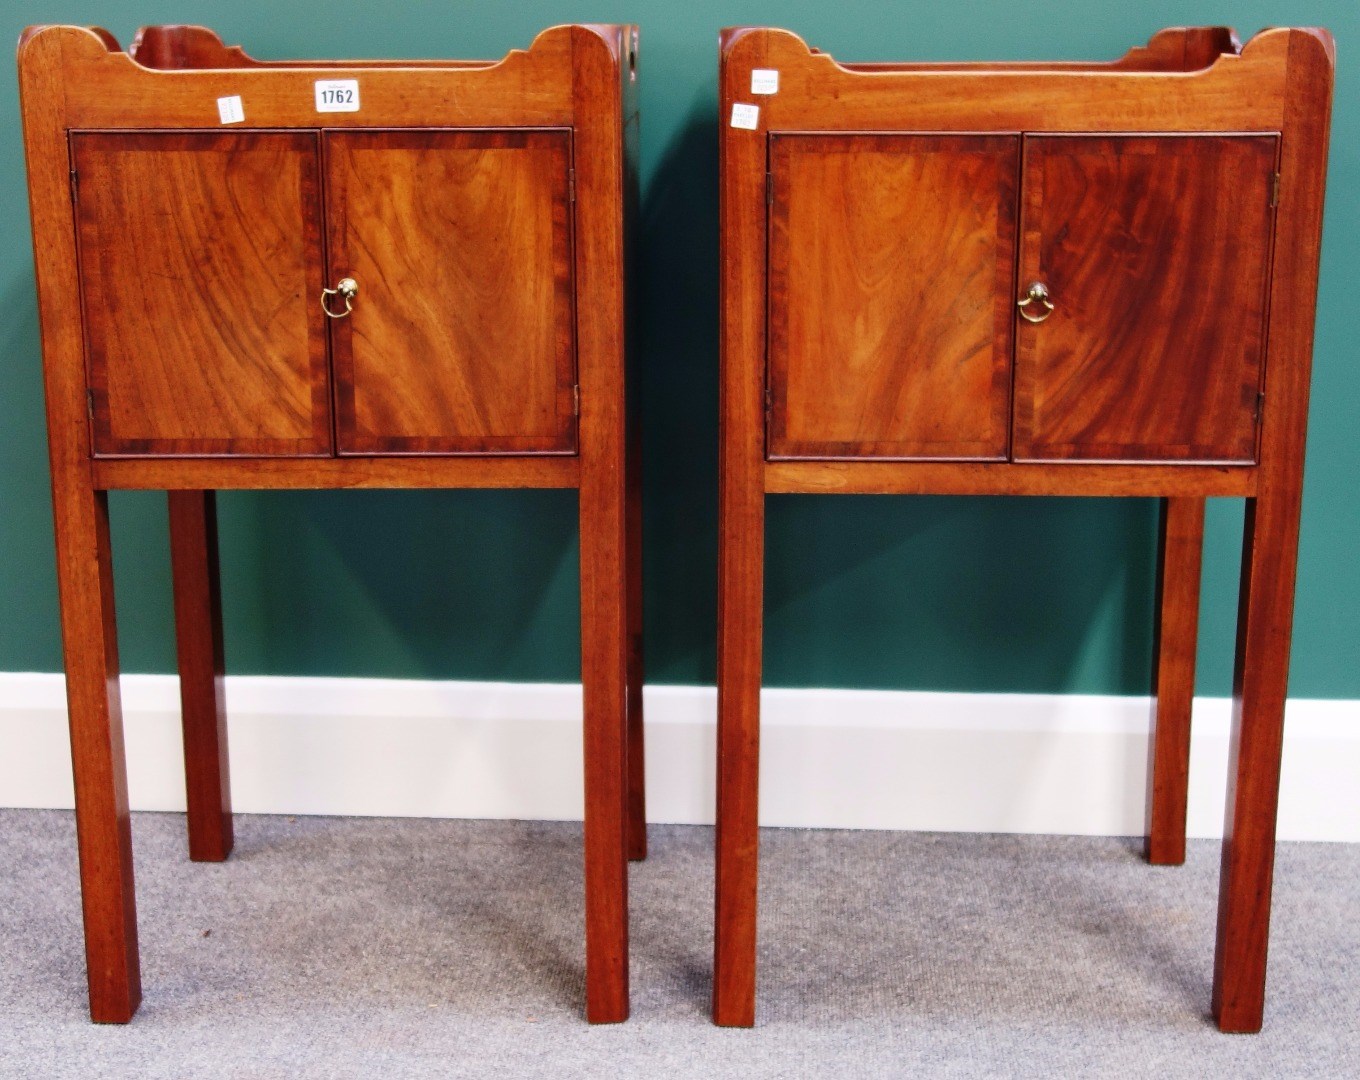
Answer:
1017;280;1054;324
321;277;358;318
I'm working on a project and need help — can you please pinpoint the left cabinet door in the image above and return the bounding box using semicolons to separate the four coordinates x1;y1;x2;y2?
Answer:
72;131;332;457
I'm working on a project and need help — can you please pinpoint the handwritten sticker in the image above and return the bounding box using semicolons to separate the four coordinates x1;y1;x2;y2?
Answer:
730;103;760;130
315;79;360;113
216;95;244;124
751;69;780;95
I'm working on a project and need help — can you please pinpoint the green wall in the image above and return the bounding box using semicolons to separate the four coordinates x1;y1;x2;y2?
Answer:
1;2;1355;695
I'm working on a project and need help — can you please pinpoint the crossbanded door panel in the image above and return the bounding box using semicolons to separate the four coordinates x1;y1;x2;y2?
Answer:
1013;134;1278;463
767;133;1019;461
325;129;577;456
72;130;330;457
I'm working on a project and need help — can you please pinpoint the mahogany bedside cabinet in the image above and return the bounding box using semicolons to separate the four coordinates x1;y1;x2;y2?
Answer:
18;22;644;1024
714;26;1333;1031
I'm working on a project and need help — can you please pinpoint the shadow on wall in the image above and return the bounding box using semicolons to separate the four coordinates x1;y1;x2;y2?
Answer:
0;279;62;670
220;487;582;681
765;494;1161;694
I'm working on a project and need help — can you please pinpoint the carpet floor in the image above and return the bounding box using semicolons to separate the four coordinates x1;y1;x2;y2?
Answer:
0;809;1356;1078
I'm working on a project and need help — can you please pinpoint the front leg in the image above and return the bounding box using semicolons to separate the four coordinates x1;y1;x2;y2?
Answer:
1212;490;1302;1032
54;483;142;1022
579;478;631;1023
712;483;764;1027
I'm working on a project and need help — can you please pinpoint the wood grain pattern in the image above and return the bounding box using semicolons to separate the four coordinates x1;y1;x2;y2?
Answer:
42;24;575;130
764;460;1255;498
1146;497;1205;866
1213;27;1334;1034
713;27;770;1029
19;27;142;1024
742;26;1290;133
767;134;1017;460
92;455;580;490
326;130;577;455
72;131;330;457
1014;134;1278;463
168;491;232;862
571;24;632;1024
59;490;141;1022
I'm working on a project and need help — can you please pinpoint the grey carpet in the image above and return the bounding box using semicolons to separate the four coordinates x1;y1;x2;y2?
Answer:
0;810;1356;1078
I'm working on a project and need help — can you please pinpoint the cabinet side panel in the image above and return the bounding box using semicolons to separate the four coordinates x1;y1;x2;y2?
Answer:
326;129;577;456
1014;134;1278;463
72;130;330;457
767;133;1017;461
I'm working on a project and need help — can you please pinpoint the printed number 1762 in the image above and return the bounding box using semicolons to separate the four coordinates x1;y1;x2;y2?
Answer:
314;80;360;113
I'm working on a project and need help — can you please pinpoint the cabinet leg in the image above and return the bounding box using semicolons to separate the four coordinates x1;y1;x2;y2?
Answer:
54;485;141;1022
713;488;763;1027
1213;493;1300;1032
168;491;232;862
1146;497;1204;865
579;486;630;1023
625;435;646;862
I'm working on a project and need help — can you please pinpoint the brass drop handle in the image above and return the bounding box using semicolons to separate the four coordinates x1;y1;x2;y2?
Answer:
321;277;358;319
1017;281;1054;324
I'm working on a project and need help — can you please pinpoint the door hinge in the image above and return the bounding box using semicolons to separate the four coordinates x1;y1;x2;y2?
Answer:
1256;390;1266;421
766;171;774;205
1270;172;1281;208
86;388;94;418
568;168;576;203
69;168;78;199
765;385;773;413
573;385;580;417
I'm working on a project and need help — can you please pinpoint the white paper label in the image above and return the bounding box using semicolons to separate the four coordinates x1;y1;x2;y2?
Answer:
750;69;780;95
216;95;244;124
730;103;760;130
314;79;360;113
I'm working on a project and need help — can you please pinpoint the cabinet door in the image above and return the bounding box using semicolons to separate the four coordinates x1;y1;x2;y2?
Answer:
1013;135;1278;463
72;131;330;457
767;134;1019;460
325;130;576;455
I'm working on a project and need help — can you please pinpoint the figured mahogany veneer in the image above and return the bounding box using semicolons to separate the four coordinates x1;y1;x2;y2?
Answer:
715;25;1333;1034
19;22;643;1026
1014;134;1278;463
768;133;1017;461
73;130;331;457
325;129;578;455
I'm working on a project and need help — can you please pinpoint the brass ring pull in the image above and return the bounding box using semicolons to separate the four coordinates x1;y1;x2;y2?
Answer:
321;277;358;319
1017;281;1054;324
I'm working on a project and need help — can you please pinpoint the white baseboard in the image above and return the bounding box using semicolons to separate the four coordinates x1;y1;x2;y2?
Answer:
0;673;1356;842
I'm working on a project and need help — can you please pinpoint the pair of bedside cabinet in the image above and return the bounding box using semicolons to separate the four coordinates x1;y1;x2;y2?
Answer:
19;22;1332;1034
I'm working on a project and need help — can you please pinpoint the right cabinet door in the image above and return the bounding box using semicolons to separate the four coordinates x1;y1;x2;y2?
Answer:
1013;134;1279;463
324;129;577;456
